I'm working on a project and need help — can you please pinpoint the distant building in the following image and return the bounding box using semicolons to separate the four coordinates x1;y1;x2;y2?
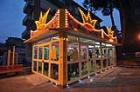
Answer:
0;37;29;66
0;43;7;65
6;37;24;47
5;37;27;66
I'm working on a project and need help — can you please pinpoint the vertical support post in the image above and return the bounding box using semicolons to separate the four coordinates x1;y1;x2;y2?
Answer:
42;46;44;74
78;37;81;77
110;47;113;66
104;45;108;67
100;42;103;70
113;47;117;66
48;42;51;78
87;43;90;74
106;47;109;67
93;45;96;72
58;9;67;86
37;46;39;72
12;46;15;65
59;32;67;87
32;45;34;72
7;49;11;66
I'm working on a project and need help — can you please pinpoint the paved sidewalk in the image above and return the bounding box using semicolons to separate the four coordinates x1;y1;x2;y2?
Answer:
0;67;140;92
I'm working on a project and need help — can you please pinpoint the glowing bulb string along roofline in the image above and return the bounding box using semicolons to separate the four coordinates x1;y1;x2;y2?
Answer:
31;9;60;37
67;8;116;40
45;10;60;28
31;8;117;43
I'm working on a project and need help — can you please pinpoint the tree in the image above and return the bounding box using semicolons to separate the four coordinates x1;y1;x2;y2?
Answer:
83;0;120;35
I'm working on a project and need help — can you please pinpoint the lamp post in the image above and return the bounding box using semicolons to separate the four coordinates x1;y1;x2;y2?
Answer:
138;33;140;41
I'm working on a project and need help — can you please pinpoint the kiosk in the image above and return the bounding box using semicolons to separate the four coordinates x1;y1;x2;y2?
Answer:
25;8;117;87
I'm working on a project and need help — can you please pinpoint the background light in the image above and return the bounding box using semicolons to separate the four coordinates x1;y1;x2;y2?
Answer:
138;33;140;40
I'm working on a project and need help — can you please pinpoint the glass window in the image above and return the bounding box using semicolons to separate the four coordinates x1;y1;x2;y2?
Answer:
50;64;58;80
38;62;42;74
102;47;107;57
33;61;37;71
80;45;88;60
89;60;96;72
34;46;38;59
88;45;95;59
104;48;107;55
96;60;101;70
103;59;107;68
51;42;59;61
68;63;79;81
108;48;113;57
80;38;96;75
44;45;49;60
43;63;49;76
107;59;111;66
67;35;78;41
39;47;43;59
67;42;79;61
95;45;101;58
88;48;93;59
81;62;88;75
80;38;94;45
88;45;96;73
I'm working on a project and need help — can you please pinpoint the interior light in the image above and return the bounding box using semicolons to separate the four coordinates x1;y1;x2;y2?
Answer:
95;42;100;44
88;45;94;48
106;44;112;47
95;45;100;48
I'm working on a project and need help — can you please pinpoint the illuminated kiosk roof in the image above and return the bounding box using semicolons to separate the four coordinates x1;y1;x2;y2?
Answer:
25;8;117;44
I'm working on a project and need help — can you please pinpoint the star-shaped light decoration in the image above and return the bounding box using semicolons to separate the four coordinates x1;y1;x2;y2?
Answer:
35;8;50;30
78;7;97;32
107;27;115;40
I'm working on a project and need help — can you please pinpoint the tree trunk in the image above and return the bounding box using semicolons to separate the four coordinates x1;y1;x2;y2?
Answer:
109;1;116;33
118;1;125;44
110;10;115;28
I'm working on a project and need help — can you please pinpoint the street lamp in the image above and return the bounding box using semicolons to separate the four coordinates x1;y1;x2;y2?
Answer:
138;33;140;40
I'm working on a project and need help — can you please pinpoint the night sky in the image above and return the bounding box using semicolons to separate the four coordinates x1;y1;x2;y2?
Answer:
0;0;25;43
0;0;120;43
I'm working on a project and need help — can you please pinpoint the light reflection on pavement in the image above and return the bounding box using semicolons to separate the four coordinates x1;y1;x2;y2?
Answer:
71;68;140;88
0;67;140;92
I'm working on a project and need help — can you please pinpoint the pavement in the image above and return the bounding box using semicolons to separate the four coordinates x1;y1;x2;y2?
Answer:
0;67;140;92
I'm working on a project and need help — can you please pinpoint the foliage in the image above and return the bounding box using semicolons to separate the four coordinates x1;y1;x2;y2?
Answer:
83;0;119;16
83;0;120;34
